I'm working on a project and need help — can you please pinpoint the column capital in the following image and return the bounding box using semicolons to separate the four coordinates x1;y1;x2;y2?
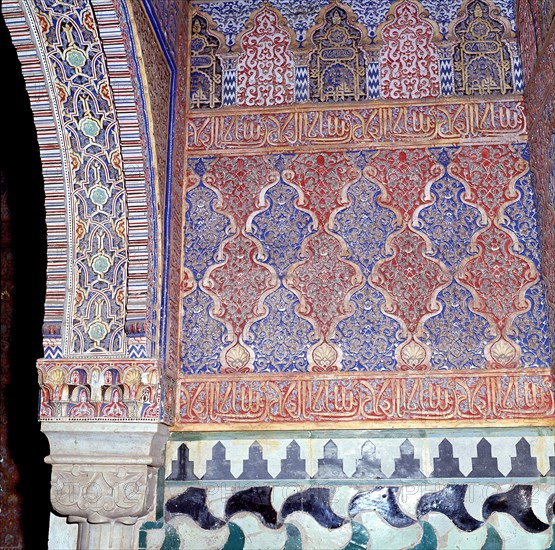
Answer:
42;422;169;549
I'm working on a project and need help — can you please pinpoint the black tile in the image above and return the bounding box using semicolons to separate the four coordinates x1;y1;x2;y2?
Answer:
390;440;425;479
166;443;198;481
352;440;385;479
483;485;550;533
238;441;272;480
546;492;554;524
226;486;280;529
282;488;346;529
431;439;464;478
508;438;541;477
417;485;482;532
313;440;347;479
546;444;555;477
350;487;415;527
276;441;308;479
165;488;225;529
203;441;235;480
468;439;503;478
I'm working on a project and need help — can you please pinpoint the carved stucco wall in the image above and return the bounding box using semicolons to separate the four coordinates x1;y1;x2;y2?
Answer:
151;1;554;548
516;0;555;369
2;0;554;548
177;0;552;429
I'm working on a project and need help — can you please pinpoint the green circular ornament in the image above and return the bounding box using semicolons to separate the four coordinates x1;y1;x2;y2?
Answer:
80;117;100;138
88;321;107;341
66;48;86;68
92;254;110;275
90;186;109;206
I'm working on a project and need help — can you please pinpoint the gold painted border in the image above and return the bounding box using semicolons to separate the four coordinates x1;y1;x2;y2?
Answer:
188;92;526;117
177;366;555;384
171;417;555;432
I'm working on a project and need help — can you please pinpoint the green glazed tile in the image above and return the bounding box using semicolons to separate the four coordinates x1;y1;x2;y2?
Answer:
222;522;245;550
546;526;555;550
410;521;437;550
343;521;369;550
284;523;303;550
161;525;180;550
481;525;503;550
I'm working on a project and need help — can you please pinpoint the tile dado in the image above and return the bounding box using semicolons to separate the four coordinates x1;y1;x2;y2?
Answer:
138;429;555;549
165;429;555;482
143;483;555;549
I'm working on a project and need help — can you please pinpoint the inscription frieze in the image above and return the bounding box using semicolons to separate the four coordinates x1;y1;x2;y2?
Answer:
177;369;554;428
187;97;527;153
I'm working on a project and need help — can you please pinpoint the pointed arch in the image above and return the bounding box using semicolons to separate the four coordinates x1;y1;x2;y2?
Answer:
4;0;161;359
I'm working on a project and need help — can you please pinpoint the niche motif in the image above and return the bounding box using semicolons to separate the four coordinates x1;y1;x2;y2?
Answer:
376;0;441;99
307;3;369;102
189;12;224;109
235;5;295;107
450;0;514;95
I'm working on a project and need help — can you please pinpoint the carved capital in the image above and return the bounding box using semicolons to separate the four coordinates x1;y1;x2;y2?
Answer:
219;52;239;71
42;422;168;549
50;463;156;524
